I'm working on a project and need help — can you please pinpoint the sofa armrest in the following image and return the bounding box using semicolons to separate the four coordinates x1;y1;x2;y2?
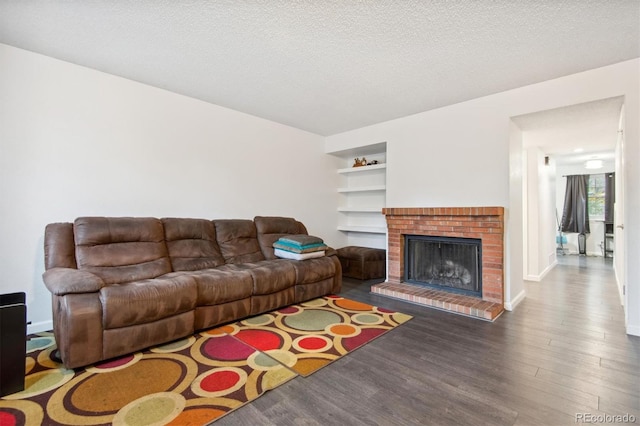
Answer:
325;247;337;257
43;268;105;295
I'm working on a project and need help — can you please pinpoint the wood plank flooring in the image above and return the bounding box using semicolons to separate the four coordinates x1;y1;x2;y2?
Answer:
215;256;639;425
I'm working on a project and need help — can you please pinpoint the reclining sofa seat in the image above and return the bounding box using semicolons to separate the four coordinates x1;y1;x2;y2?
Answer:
43;216;341;369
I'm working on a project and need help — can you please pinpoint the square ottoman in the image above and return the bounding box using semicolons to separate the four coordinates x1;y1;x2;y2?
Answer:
337;246;386;280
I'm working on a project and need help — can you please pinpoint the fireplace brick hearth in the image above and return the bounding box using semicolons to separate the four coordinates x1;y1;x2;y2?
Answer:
371;207;505;321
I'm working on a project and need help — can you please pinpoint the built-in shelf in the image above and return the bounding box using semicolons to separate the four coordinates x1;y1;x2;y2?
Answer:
337;225;387;234
337;185;386;193
328;142;387;245
337;163;386;174
326;141;387;159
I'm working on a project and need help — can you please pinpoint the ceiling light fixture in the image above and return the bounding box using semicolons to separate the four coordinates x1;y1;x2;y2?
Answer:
585;159;603;169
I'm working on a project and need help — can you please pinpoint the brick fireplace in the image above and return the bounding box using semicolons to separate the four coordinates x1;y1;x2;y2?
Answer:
371;207;504;321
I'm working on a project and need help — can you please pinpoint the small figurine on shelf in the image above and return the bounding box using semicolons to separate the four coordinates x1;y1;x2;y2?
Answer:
353;157;370;167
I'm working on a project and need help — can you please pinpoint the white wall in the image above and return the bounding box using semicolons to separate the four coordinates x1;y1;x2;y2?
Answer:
507;122;525;309
0;44;342;332
614;108;626;305
555;161;616;256
325;59;640;335
524;147;556;280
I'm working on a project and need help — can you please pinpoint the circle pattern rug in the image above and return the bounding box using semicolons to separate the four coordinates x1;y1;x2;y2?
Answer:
0;330;296;425
214;295;413;376
0;296;411;424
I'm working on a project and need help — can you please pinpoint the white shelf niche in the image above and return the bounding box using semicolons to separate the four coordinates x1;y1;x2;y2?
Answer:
329;142;387;246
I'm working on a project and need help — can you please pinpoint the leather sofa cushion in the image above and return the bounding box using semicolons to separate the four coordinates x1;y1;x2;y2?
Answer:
74;217;172;284
162;218;225;271
100;274;197;329
165;269;253;306
289;256;337;285
254;216;308;260
221;260;296;295
214;219;265;264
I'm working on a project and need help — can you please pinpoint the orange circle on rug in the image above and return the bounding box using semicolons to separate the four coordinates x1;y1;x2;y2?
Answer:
327;323;359;337
204;325;235;336
167;407;226;425
334;298;373;311
70;359;183;413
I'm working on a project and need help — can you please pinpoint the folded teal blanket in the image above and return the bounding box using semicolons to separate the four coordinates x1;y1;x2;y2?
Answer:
273;240;328;253
278;234;324;247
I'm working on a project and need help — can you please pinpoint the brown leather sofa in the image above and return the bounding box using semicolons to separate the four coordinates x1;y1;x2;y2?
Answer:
42;216;341;368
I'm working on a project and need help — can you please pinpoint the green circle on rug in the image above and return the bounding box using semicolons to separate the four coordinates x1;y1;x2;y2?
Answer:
352;313;384;325
283;309;341;331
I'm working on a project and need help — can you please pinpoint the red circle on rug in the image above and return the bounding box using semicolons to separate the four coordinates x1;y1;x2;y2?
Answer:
278;306;299;314
298;336;327;351
94;354;135;369
200;370;241;393
235;329;282;351
202;334;255;361
377;307;395;313
0;412;17;426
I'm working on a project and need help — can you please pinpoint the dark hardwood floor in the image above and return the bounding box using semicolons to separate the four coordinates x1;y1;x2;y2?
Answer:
216;255;639;425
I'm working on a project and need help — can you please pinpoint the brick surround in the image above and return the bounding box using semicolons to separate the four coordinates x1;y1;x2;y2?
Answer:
372;207;505;321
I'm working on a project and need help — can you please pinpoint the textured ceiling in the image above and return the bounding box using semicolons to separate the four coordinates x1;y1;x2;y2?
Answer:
0;1;638;136
513;97;623;165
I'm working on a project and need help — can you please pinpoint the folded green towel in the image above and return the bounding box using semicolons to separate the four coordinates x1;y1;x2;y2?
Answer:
278;234;324;247
273;241;328;253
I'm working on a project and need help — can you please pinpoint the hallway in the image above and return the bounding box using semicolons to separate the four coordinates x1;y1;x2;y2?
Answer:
510;255;639;420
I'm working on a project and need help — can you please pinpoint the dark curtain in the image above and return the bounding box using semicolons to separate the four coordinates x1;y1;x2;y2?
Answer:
605;172;615;223
561;175;590;234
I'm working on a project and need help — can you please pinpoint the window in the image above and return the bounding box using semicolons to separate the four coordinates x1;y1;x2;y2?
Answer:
588;174;605;219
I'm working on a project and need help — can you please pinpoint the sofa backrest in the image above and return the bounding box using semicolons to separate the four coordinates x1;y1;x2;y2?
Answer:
74;217;172;284
162;218;225;271
44;222;78;270
254;216;308;260
213;219;265;264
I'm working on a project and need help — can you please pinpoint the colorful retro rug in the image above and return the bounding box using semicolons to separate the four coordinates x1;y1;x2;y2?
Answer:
0;330;296;425
214;295;413;376
0;296;410;425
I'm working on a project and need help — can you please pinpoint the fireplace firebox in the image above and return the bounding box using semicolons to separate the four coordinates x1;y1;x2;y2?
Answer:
404;235;482;297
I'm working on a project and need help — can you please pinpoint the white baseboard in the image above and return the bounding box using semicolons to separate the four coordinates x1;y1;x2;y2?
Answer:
614;265;624;306
525;261;557;282
28;320;53;335
504;289;526;311
626;324;640;337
